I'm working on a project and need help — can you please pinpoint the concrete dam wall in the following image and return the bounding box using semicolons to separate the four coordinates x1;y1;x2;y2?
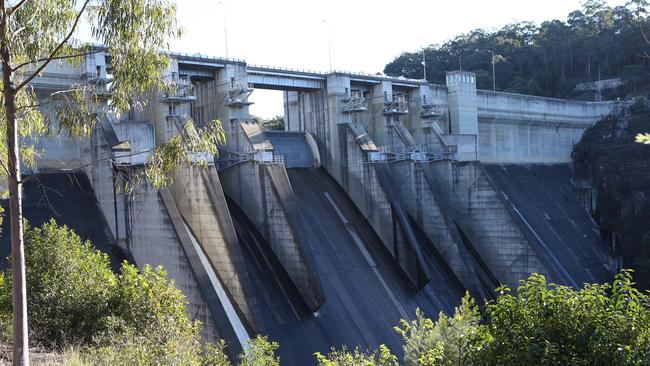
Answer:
9;50;624;364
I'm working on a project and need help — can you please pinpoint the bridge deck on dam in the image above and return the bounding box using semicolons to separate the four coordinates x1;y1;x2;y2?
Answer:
0;172;124;271
230;168;462;364
483;164;614;286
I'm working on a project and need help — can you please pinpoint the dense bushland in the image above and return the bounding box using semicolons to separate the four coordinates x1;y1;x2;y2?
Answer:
384;0;650;98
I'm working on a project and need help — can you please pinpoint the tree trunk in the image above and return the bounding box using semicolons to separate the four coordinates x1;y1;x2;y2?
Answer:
6;92;27;366
0;4;29;365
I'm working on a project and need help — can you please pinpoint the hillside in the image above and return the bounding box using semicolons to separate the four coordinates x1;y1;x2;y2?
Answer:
384;0;650;99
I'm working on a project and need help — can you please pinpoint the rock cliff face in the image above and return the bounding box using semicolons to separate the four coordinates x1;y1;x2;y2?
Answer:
573;103;650;289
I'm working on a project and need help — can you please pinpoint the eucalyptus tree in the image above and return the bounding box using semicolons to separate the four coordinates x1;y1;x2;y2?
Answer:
0;1;223;364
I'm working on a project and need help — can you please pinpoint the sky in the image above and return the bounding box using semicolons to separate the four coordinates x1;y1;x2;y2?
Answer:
170;0;628;118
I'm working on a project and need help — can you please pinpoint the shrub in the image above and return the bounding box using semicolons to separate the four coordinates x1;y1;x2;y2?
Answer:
393;271;650;366
314;344;398;366
239;335;280;366
0;220;116;346
0;220;281;366
110;264;199;345
477;270;650;365
88;265;205;366
395;295;487;366
87;325;204;366
201;340;231;366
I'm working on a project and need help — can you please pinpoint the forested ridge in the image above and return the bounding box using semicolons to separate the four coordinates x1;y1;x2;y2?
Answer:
384;0;650;98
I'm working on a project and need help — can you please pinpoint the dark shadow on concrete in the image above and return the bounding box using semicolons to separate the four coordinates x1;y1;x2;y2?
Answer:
0;171;126;272
483;164;614;286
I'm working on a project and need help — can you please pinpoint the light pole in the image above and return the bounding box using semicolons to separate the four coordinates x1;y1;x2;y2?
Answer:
219;1;229;58
489;50;496;92
323;19;332;71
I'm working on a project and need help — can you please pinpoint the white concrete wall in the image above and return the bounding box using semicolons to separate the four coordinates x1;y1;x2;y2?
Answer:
476;91;617;163
447;72;478;135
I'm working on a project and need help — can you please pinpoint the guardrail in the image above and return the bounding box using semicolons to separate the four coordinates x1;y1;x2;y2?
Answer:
364;145;458;163
247;64;326;76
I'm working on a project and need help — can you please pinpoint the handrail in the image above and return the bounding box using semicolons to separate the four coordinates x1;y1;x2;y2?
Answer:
477;88;626;106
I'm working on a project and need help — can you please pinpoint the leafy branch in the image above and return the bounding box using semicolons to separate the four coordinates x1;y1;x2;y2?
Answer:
15;0;90;91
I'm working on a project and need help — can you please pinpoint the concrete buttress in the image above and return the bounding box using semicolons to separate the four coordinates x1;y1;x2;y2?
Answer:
167;164;260;331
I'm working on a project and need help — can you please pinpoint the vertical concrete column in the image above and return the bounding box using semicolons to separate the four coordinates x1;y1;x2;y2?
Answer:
407;85;426;144
284;91;300;131
215;63;253;145
323;74;352;182
301;90;326;135
446;71;478;135
85;51;107;78
115;57;181;146
369;81;392;148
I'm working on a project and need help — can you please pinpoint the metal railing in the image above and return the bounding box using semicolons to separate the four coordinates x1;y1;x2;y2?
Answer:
421;103;444;118
383;94;409;115
363;145;458;164
342;96;367;113
247;64;326;77
169;50;246;64
160;76;196;103
224;85;254;106
216;145;285;171
85;43;436;87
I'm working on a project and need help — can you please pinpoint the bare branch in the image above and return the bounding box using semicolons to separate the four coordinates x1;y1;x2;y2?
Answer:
0;157;9;176
641;22;650;45
15;0;90;91
7;0;29;16
19;147;159;185
15;102;46;113
12;49;100;72
10;4;39;39
15;87;87;112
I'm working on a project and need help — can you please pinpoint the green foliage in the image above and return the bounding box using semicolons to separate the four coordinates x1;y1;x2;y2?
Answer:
0;82;48;196
201;340;232;366
5;0;181;134
0;220;203;351
87;324;204;366
259;115;285;131
0;220;115;346
0;220;284;365
384;1;650;98
3;221;649;366
0;0;224;194
0;272;12;341
89;0;181;112
111;264;195;336
395;295;487;366
314;344;398;366
239;336;280;366
334;271;650;366
141;118;226;189
476;271;650;365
